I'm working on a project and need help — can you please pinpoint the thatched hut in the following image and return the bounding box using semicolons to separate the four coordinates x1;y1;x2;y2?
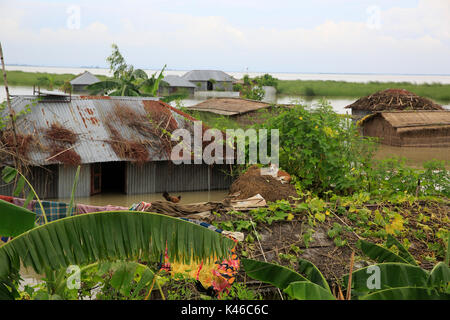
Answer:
346;89;444;120
358;110;450;147
188;98;291;126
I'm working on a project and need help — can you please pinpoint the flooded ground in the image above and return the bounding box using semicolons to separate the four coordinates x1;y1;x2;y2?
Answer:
375;145;450;169
53;190;229;207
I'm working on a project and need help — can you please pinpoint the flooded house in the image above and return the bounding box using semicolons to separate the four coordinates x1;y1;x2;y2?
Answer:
358;110;450;147
159;75;196;96
345;89;444;121
182;70;235;92
188;98;291;126
69;71;100;93
0;93;233;199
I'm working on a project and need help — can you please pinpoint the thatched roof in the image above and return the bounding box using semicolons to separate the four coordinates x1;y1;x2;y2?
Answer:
359;110;450;133
188;98;272;116
346;89;443;111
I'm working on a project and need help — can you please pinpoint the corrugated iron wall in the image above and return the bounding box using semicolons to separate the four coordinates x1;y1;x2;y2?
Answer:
126;161;234;194
0;165;58;199
58;164;91;198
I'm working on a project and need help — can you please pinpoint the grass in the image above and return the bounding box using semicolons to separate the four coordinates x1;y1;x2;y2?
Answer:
1;70;108;88
277;80;450;103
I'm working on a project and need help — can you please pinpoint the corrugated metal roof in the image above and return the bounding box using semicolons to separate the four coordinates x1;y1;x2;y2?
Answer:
182;70;234;82
161;75;196;88
6;95;211;166
70;71;100;85
188;98;270;116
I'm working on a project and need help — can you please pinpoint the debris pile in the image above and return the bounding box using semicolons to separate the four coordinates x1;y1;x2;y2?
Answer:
346;89;443;111
48;145;81;166
229;165;297;202
106;123;150;164
45;123;78;145
0;130;35;159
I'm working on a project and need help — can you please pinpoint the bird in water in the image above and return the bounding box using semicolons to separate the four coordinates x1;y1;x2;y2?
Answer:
163;191;181;203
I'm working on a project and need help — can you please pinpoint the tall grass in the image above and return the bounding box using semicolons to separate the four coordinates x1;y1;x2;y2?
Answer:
277;80;450;102
1;70;108;87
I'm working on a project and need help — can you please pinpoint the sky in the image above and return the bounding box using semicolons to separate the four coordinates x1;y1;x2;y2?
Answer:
0;0;449;74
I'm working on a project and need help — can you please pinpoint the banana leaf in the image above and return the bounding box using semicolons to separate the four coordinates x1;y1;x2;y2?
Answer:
297;258;330;291
0;211;235;289
359;287;449;300
242;258;307;290
342;263;429;295
427;262;450;288
357;239;409;264
0;199;36;237
386;234;417;266
284;281;335;300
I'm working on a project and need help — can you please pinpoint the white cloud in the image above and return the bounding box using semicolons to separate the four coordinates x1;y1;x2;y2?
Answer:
0;0;449;73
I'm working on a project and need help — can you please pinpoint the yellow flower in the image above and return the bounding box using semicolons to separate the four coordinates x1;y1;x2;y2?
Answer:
315;125;318;129
325;210;330;216
299;116;303;120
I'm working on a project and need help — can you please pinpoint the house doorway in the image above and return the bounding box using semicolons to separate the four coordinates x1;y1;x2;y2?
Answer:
90;162;126;195
207;81;214;91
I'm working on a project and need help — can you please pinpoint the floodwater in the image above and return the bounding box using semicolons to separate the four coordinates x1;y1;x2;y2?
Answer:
5;65;450;84
54;190;229;207
375;145;450;169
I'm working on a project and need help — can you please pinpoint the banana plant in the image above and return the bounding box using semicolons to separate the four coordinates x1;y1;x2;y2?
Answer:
342;234;450;300
242;258;335;300
0;208;235;300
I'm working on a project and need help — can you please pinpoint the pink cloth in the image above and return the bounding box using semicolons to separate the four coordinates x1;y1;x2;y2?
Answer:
11;197;35;211
75;203;128;214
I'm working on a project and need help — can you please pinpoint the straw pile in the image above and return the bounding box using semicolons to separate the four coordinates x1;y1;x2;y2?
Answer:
346;89;443;111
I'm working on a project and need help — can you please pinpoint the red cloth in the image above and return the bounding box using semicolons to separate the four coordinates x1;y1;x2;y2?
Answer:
0;195;14;203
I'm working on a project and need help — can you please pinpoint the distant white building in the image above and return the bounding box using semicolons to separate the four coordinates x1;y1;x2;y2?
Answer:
182;70;234;91
70;71;100;93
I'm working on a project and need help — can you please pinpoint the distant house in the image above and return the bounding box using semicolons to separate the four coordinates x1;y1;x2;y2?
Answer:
358;111;450;147
182;70;234;91
0;94;233;199
188;98;291;125
345;89;443;121
70;71;100;93
159;75;196;96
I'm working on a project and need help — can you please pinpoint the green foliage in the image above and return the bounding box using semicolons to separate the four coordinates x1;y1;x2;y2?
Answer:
276;79;450;102
263;101;376;195
0;210;235;300
242;258;336;300
0;199;35;237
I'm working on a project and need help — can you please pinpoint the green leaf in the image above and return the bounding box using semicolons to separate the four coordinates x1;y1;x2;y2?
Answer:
427;262;450;288
13;175;25;197
359;287;449;300
110;262;138;297
343;263;429;295
357;239;409;264
284;281;335;300
67;165;80;217
0;211;235;298
386;234;417;266
2;166;17;183
297;258;330;291
23;191;35;209
0;199;36;237
242;258;307;290
131;267;155;300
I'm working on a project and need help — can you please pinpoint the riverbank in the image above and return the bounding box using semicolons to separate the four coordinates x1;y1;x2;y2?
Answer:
2;70;450;103
1;70;108;88
277;79;450;102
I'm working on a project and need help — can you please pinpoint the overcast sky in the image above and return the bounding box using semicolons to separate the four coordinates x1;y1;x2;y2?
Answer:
0;0;449;74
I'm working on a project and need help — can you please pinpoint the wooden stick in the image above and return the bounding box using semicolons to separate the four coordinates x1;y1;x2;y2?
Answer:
0;42;22;173
44;144;77;162
346;251;355;300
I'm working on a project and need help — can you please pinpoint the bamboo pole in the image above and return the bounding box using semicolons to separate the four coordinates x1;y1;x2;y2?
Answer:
0;42;22;173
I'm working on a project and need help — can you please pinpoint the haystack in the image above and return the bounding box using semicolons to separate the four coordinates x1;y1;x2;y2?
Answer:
346;89;443;112
229;165;297;202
